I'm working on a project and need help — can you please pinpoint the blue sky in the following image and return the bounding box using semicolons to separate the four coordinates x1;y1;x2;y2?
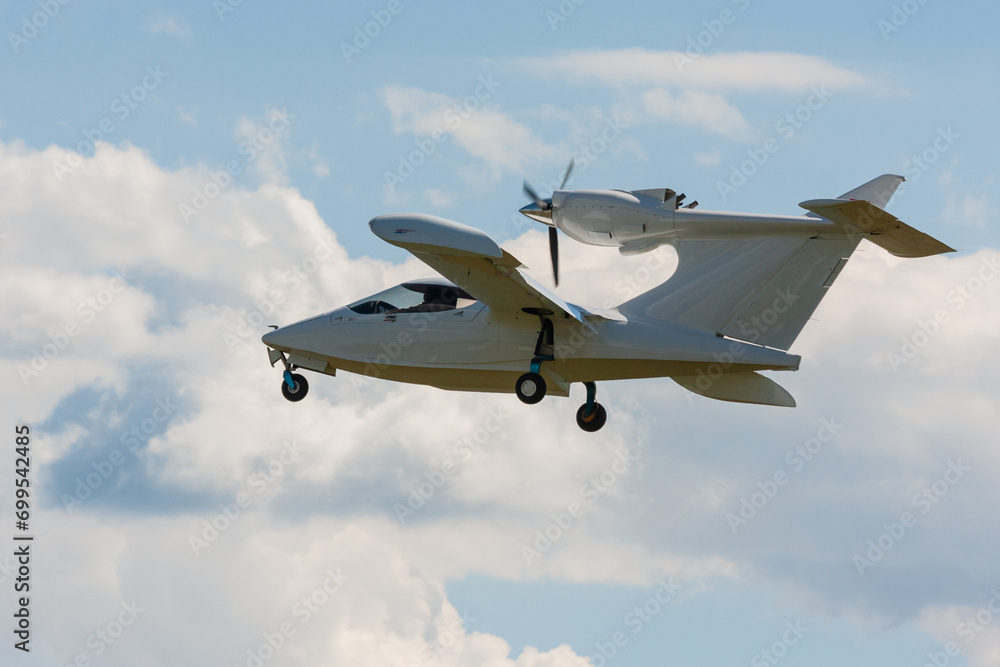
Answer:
2;1;999;666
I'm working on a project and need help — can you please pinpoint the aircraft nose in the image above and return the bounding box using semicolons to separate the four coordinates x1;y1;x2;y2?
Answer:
261;328;282;347
260;315;327;350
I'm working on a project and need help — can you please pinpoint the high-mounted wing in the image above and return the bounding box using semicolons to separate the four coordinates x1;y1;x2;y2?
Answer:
369;214;592;327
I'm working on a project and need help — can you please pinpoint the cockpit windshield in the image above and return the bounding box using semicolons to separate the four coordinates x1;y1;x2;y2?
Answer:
347;281;477;314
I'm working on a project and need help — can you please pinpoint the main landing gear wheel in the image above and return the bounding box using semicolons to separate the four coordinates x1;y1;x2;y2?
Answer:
576;402;607;432
281;373;309;402
515;372;547;404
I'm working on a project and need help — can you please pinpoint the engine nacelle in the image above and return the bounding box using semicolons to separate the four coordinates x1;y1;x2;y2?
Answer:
551;189;676;248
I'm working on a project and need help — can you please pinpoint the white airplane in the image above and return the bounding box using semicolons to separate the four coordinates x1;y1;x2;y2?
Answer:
261;173;952;432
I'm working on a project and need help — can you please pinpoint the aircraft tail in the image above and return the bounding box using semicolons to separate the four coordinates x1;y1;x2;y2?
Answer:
619;175;953;350
837;173;906;209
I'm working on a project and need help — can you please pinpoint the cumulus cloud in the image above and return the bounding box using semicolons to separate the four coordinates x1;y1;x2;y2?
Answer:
642;89;753;139
3;139;1000;664
383;85;562;177
514;49;868;142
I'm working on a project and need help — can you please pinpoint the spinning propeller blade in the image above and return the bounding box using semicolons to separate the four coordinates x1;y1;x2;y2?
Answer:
520;159;574;287
548;226;559;286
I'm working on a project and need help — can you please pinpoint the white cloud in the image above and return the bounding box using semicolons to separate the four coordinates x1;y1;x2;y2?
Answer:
177;106;199;126
424;188;453;207
642;89;753;139
515;49;866;141
383;86;562;177
234;108;294;185
694;150;722;166
3;139;1000;663
918;603;1000;667
522;49;869;92
943;193;993;228
148;15;193;39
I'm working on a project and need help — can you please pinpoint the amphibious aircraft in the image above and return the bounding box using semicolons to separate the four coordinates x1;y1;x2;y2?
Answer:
261;173;952;432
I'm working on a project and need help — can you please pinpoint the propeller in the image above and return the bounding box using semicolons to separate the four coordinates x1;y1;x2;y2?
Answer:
520;159;574;286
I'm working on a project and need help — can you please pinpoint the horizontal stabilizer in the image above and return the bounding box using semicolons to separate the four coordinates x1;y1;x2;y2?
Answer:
672;371;796;407
799;198;955;258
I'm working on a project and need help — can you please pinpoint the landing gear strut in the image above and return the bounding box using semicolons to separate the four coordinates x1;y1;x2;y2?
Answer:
513;312;608;431
515;313;554;405
575;381;606;432
269;346;310;402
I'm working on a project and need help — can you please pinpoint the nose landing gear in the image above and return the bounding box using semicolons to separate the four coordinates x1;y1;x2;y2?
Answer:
281;370;309;402
268;345;310;402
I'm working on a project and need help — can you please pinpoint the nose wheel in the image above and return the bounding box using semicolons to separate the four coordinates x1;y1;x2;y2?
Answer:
281;370;309;402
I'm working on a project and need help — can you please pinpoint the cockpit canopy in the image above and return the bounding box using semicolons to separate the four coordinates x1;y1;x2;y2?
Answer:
347;279;477;315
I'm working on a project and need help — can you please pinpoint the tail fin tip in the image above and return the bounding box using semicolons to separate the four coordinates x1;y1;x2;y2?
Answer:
838;174;906;209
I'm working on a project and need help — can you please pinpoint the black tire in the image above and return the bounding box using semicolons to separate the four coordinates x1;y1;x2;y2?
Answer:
281;373;309;402
515;372;547;405
576;402;607;432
